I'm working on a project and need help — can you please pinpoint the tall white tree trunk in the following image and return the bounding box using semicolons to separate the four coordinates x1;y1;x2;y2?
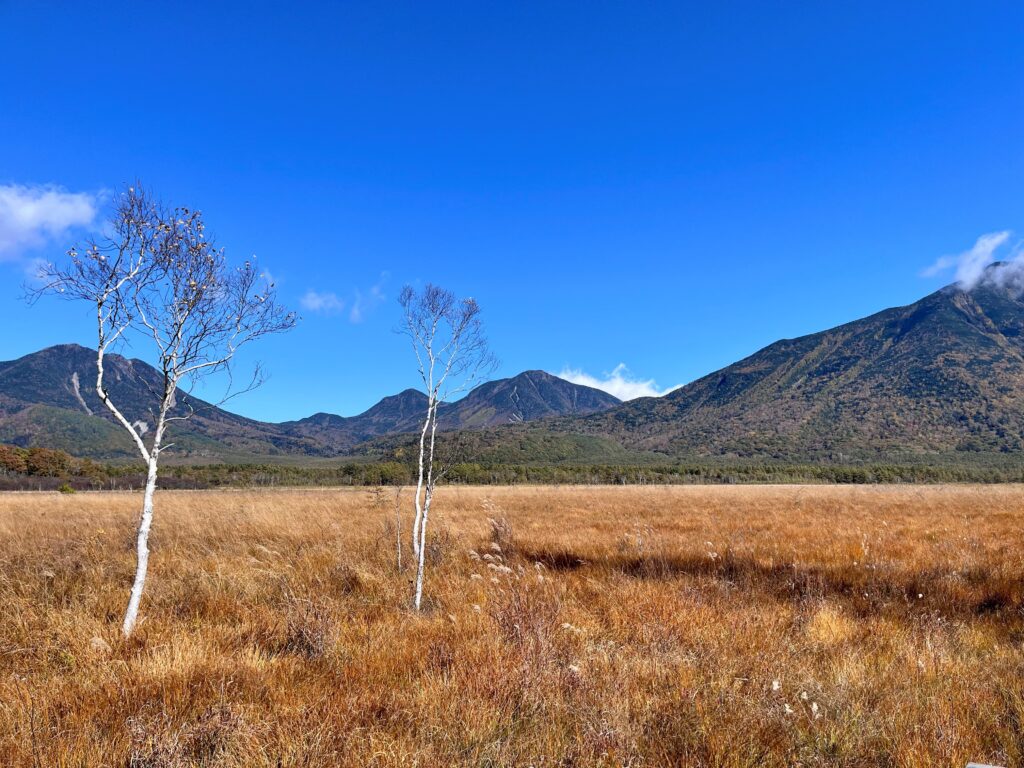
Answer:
123;454;158;637
414;485;432;611
411;408;431;558
413;407;440;611
97;342;164;638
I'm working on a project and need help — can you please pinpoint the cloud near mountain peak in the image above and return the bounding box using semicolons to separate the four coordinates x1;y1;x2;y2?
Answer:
556;363;680;401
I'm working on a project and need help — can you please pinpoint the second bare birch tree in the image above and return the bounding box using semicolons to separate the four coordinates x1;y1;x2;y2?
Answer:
399;284;493;611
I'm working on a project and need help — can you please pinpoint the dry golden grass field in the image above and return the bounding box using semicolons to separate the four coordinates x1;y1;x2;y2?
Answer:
1;485;1023;767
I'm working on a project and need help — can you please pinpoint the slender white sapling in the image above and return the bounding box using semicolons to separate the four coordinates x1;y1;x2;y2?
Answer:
398;284;494;610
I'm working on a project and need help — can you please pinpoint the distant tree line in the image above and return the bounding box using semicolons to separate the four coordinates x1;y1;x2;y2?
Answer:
3;443;1024;491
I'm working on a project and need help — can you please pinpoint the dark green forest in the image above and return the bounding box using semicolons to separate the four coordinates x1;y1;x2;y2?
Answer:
3;442;1022;491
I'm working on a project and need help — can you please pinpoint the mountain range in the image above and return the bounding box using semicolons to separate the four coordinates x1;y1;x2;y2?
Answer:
0;346;620;460
281;371;620;453
3;266;1024;465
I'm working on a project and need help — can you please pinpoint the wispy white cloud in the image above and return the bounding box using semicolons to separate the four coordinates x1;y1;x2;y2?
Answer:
300;289;345;315
921;231;1020;289
556;363;681;401
301;272;389;323
0;183;101;261
349;272;389;323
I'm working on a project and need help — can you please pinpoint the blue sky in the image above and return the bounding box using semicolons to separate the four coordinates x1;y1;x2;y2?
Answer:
1;1;1022;421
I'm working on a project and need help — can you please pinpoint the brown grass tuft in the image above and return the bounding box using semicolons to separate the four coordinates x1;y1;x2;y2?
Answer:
806;604;858;646
127;702;248;767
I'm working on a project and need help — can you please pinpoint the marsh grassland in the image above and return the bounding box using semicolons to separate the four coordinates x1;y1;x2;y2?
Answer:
1;485;1023;766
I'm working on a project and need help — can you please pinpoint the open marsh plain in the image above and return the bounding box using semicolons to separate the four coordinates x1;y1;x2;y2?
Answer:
1;485;1023;766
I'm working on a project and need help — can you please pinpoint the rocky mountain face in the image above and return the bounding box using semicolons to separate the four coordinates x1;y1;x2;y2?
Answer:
440;370;621;428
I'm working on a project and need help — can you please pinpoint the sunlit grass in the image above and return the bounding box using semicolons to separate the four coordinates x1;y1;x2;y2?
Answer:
1;485;1022;766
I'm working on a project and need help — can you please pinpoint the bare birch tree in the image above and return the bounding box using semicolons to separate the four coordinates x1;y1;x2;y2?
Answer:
34;186;295;636
399;284;494;610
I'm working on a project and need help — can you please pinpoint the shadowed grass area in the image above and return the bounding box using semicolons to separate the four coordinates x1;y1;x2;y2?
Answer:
522;545;1024;620
1;485;1023;766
